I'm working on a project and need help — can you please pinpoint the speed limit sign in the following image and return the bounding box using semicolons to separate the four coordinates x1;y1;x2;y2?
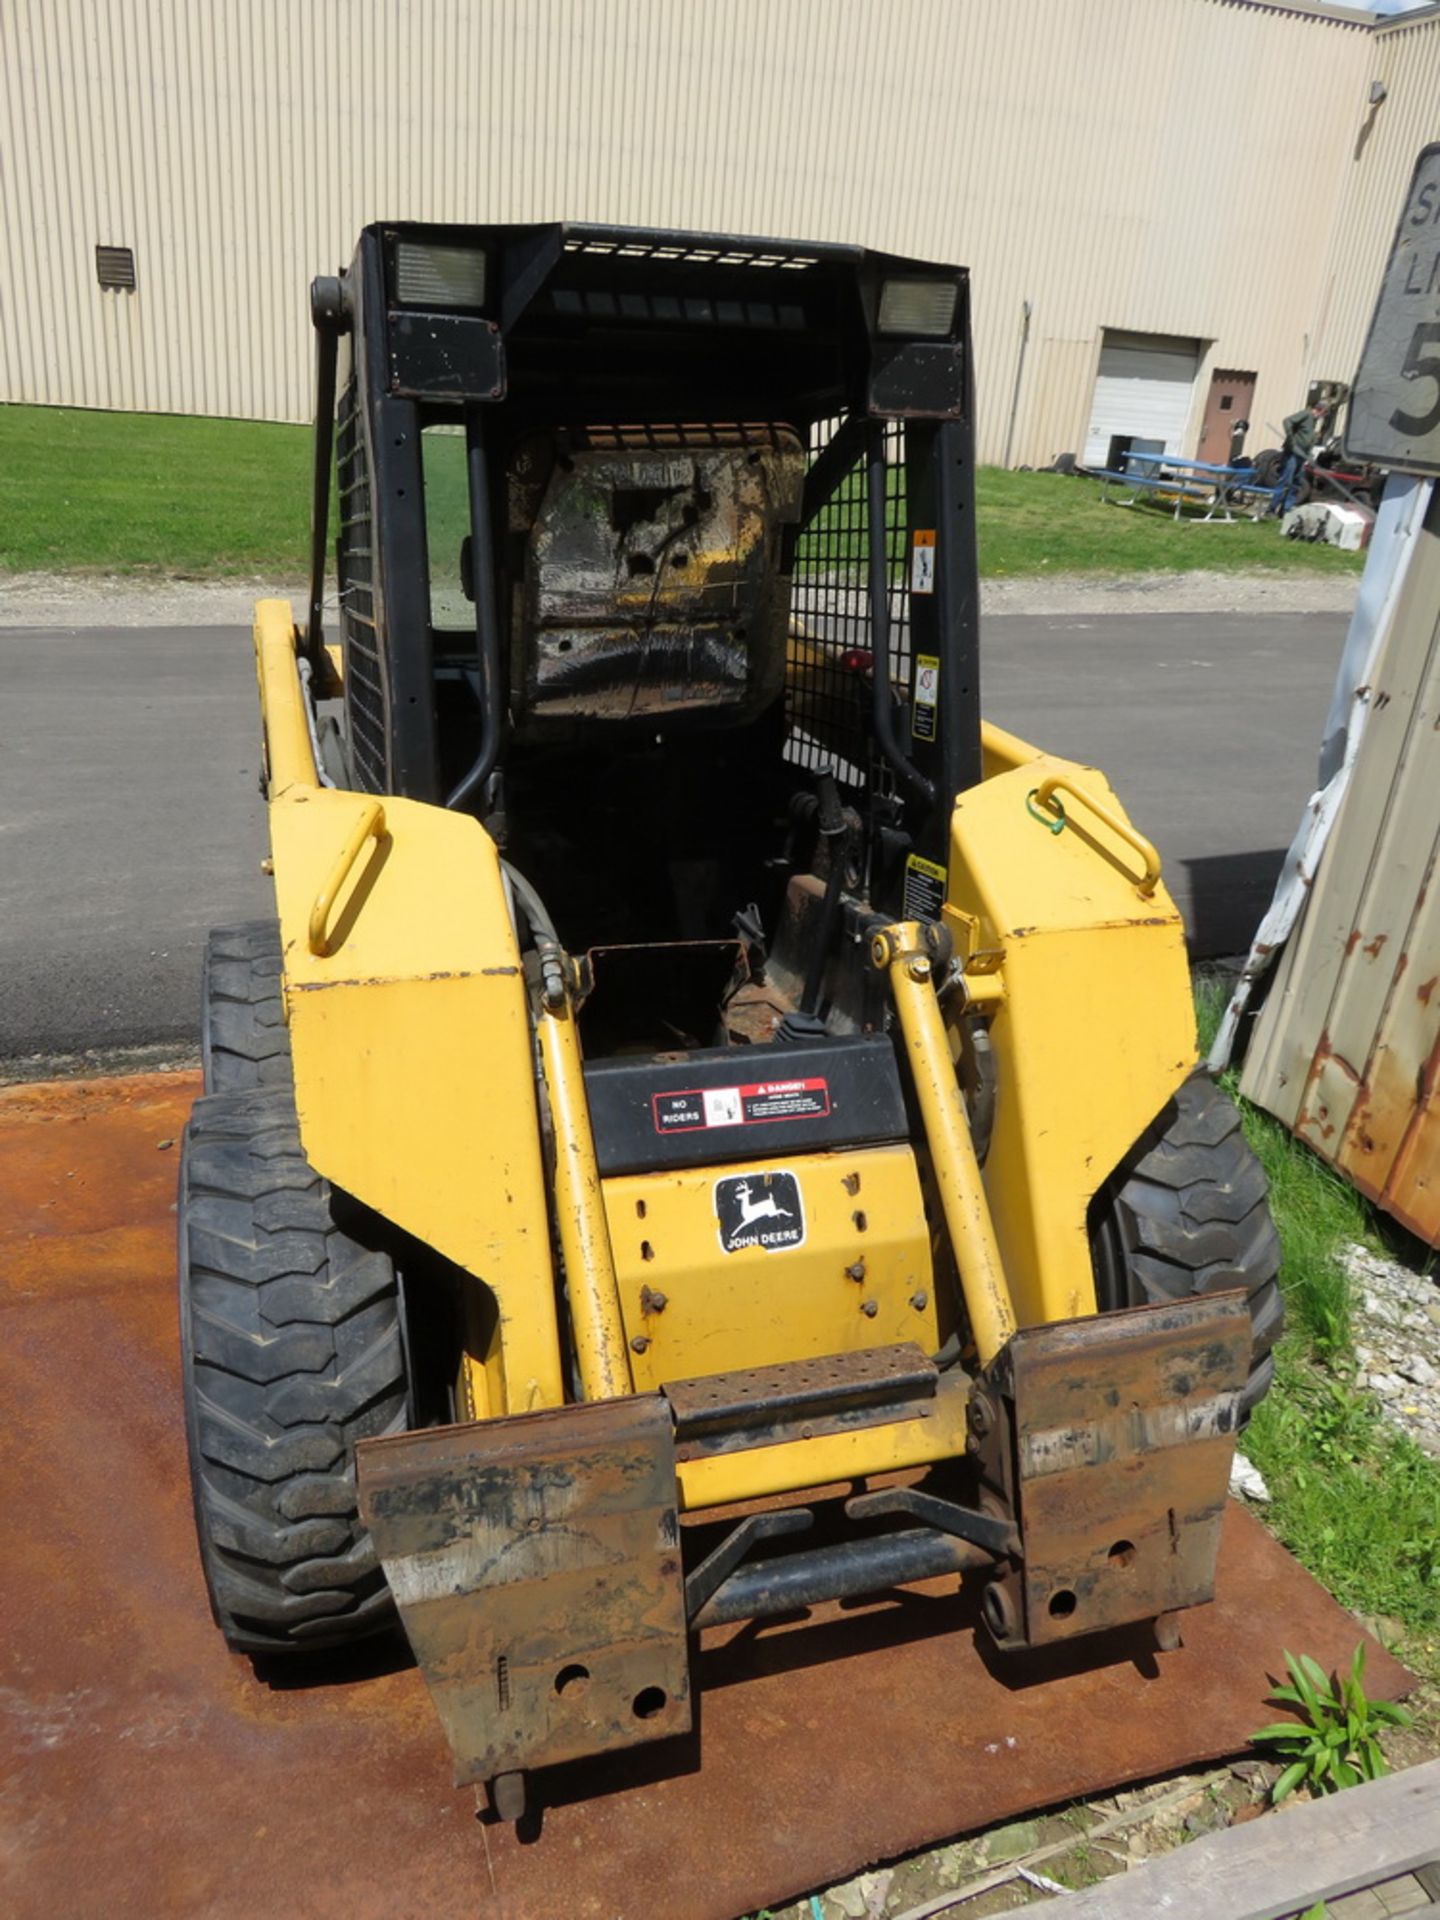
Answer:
1346;143;1440;475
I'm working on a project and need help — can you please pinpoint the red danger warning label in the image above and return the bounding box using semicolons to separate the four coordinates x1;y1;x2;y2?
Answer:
652;1077;831;1134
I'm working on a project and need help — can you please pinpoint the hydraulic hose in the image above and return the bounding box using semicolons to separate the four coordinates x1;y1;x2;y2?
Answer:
502;860;559;945
501;861;565;1007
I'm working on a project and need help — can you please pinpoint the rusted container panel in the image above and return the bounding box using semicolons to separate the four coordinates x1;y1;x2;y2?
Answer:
1240;488;1440;1245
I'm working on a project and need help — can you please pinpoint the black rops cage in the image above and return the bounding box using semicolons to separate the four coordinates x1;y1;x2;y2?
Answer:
305;222;981;896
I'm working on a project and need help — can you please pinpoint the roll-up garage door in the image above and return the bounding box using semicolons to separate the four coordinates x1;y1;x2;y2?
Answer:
1083;331;1200;468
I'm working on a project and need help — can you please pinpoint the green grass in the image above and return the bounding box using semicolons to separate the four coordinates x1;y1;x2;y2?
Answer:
803;461;1364;580
1;402;1365;581
1194;973;1440;1681
976;466;1364;579
1241;1121;1366;1363
1247;1370;1440;1671
0;403;313;576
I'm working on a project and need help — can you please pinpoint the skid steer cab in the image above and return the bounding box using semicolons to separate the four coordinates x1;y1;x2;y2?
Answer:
179;222;1280;1821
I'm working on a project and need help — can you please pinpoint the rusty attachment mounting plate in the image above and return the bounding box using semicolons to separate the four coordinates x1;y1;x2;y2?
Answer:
356;1394;690;1787
976;1292;1250;1650
663;1342;938;1461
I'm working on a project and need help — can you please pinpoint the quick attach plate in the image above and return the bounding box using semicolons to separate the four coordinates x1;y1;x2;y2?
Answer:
356;1395;689;1786
664;1342;938;1461
975;1292;1250;1650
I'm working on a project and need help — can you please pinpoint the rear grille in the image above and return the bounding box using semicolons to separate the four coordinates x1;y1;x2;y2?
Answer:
336;381;387;792
551;237;821;330
548;287;806;329
787;416;909;794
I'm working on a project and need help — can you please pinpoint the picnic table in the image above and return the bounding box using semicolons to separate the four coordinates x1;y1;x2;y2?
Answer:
1093;449;1282;522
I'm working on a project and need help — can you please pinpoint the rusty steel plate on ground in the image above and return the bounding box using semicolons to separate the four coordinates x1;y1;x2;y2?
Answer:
0;1074;1414;1920
357;1398;690;1785
979;1293;1251;1650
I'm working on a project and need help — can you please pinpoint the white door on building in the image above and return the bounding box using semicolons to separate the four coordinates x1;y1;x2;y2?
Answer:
1083;331;1201;468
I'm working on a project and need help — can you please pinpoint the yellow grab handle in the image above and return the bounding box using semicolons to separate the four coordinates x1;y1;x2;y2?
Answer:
308;800;386;955
1033;773;1162;896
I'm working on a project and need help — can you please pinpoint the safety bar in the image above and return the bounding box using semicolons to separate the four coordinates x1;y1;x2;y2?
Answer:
1030;773;1162;896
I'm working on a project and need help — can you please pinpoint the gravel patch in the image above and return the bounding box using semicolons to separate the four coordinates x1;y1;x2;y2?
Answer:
1345;1241;1440;1458
0;1040;201;1087
980;568;1357;617
0;567;1358;629
0;575;314;629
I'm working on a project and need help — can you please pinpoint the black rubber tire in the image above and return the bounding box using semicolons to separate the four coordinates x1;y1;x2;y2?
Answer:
1250;447;1283;489
1091;1072;1283;1420
178;1087;409;1655
201;922;292;1093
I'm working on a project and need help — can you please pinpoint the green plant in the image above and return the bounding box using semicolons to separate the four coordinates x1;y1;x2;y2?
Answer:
1294;1375;1378;1479
1052;1839;1106;1890
1250;1645;1412;1802
1235;1104;1362;1360
1246;1369;1440;1674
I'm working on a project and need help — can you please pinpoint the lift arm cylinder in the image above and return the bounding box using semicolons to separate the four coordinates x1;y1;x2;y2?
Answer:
877;921;1017;1366
536;999;634;1401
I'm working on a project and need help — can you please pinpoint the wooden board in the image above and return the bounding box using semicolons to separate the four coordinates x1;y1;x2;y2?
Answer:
1051;1758;1440;1919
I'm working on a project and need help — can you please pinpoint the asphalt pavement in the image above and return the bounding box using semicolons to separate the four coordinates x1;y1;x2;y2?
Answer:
0;612;1345;1063
1;625;271;1064
981;610;1343;961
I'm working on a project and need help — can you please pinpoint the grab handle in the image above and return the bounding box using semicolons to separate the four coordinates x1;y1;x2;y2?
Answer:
308;800;386;955
1030;774;1161;897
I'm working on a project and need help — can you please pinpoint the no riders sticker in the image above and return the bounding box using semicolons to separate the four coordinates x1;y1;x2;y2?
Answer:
652;1078;831;1134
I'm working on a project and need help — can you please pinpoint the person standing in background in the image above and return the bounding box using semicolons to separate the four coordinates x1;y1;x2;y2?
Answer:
1271;402;1328;515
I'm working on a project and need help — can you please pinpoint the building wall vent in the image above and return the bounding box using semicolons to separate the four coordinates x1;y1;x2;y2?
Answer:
95;245;136;292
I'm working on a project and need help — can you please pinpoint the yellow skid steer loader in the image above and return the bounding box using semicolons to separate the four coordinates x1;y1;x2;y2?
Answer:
180;223;1281;1821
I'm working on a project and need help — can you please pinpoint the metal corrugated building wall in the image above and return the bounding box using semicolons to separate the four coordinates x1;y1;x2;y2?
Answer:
1238;484;1440;1246
1311;10;1440;383
1;0;1432;463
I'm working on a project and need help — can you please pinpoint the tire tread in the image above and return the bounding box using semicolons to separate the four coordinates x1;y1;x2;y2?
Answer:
201;921;293;1093
1093;1072;1282;1421
179;1086;406;1656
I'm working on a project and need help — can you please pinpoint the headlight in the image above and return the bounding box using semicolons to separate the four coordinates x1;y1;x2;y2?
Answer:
877;278;957;338
394;241;488;310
